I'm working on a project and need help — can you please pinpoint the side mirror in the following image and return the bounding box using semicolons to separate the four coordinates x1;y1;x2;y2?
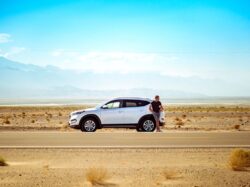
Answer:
102;105;108;109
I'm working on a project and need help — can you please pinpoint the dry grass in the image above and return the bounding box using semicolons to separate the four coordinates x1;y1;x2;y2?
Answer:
161;169;179;180
1;105;249;131
228;149;250;171
176;120;185;127
61;123;69;130
0;156;8;166
86;167;111;186
43;164;49;169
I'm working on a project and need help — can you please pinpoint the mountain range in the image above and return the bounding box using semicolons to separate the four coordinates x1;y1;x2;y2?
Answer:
0;56;248;99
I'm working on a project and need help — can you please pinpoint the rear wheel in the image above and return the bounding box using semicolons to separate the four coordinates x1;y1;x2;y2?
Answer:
80;118;97;132
141;118;156;132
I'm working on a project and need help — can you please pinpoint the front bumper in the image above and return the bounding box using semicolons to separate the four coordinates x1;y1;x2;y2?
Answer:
68;115;80;128
68;122;80;128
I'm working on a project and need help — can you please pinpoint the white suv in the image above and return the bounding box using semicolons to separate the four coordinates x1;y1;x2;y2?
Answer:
69;97;165;132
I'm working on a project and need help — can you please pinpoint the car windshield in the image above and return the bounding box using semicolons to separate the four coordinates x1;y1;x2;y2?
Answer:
95;100;110;108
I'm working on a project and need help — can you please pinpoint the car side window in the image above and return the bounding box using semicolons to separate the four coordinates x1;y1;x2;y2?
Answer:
106;101;121;109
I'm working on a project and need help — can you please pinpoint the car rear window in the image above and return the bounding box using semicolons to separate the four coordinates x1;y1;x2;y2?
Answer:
137;100;150;106
125;101;137;107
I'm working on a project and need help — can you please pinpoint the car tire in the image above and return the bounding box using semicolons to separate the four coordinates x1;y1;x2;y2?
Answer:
80;117;97;132
141;118;156;132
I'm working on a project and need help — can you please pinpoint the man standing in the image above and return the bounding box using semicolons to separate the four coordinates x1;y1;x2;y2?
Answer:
149;95;163;132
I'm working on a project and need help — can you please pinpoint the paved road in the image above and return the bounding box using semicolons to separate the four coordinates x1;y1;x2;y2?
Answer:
0;132;250;148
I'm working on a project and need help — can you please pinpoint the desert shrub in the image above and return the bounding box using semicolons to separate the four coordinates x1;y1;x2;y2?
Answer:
175;117;181;121
31;120;35;123
176;120;184;127
182;114;186;118
43;164;49;169
86;167;110;185
0;156;8;166
58;112;62;116
162;169;179;180
61;124;68;130
47;113;53;118
233;125;240;130
3;118;10;124
228;149;250;171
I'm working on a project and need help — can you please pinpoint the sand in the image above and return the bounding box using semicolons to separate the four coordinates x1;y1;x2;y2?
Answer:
0;148;250;187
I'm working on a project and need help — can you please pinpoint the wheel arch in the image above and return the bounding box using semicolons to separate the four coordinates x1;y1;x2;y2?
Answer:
138;114;155;126
79;114;102;128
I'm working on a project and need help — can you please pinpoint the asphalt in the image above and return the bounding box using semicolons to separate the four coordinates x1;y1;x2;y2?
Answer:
0;131;250;148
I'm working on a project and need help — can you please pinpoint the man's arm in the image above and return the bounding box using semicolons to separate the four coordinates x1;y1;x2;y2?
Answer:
149;104;153;112
159;102;164;112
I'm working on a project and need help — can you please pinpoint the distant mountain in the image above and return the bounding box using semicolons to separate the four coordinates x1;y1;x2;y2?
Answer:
0;57;248;98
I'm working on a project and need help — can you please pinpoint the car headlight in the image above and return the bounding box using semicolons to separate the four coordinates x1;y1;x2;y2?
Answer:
71;111;85;116
70;119;77;123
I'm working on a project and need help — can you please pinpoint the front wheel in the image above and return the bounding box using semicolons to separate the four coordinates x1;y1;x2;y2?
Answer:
80;118;97;132
141;118;156;132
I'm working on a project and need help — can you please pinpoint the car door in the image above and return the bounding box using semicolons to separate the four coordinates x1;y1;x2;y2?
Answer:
100;100;124;124
122;100;146;124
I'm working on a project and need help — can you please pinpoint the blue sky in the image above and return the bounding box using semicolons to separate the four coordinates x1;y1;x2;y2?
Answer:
0;0;250;95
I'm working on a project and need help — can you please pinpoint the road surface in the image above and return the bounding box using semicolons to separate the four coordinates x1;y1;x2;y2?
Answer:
0;131;250;148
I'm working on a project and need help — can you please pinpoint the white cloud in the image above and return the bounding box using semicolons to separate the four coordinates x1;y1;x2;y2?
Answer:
0;47;26;58
0;33;11;43
51;50;183;75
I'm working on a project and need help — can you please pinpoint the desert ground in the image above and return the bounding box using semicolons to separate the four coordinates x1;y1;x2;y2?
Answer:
0;148;250;187
0;105;250;131
1;105;250;187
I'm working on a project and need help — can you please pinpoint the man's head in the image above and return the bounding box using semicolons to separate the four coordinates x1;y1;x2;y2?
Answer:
154;95;160;101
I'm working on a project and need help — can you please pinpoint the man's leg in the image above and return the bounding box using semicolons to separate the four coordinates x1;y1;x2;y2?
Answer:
156;119;161;132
